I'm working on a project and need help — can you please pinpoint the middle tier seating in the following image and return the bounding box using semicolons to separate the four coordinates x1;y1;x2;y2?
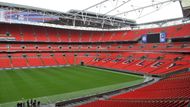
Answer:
1;42;190;53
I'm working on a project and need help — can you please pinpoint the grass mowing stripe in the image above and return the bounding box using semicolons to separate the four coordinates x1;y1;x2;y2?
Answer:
0;66;144;106
0;79;144;107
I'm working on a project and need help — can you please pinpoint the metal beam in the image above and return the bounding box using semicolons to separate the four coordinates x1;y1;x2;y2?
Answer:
73;0;109;17
82;0;109;11
102;0;131;16
112;0;180;16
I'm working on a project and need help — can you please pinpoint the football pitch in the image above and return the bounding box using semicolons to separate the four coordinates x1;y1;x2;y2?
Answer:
0;66;144;106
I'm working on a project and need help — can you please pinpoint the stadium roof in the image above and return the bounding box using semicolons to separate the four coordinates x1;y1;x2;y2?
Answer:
181;0;190;8
0;0;186;29
181;0;190;18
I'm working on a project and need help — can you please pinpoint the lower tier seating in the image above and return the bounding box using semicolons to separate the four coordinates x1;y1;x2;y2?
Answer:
0;52;189;76
78;99;189;107
112;72;190;99
86;52;190;75
78;72;190;107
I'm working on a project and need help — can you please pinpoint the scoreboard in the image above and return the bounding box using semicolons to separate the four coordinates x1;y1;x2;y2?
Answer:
142;32;166;43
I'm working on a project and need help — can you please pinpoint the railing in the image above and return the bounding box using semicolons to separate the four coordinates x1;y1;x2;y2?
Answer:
55;78;152;107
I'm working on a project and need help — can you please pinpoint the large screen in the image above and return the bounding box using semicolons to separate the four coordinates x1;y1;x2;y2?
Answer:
142;32;166;43
146;33;160;43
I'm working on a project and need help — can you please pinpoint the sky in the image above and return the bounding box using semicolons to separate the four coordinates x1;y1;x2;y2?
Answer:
0;0;184;24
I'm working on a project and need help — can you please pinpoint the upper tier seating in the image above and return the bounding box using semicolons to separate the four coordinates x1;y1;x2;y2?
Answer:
22;25;37;41
80;31;91;42
1;23;190;42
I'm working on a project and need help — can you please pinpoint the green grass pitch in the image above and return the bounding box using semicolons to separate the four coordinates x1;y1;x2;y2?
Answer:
0;66;143;105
